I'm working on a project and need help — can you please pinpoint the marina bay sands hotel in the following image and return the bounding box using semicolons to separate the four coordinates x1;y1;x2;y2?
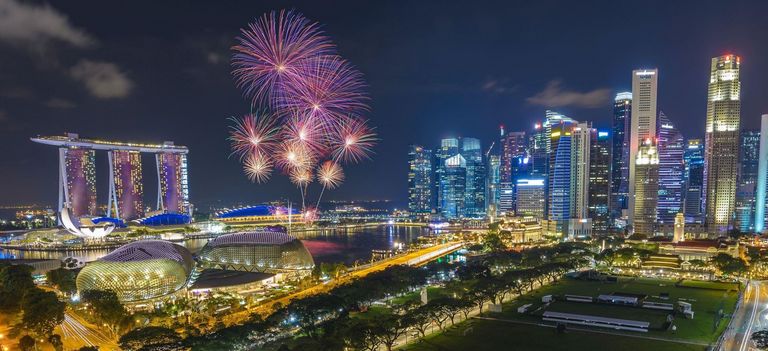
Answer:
32;133;191;223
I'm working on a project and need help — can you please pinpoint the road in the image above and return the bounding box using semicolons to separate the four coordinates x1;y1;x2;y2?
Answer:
59;310;119;351
721;280;768;351
223;242;463;325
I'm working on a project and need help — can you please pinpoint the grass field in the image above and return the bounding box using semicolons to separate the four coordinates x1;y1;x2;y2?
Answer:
402;277;739;350
402;319;707;351
494;277;738;343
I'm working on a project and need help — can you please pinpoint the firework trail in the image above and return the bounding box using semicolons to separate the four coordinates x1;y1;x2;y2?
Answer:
232;10;335;107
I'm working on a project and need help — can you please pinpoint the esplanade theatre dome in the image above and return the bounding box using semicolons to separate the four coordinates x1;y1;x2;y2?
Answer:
76;240;194;302
198;227;314;273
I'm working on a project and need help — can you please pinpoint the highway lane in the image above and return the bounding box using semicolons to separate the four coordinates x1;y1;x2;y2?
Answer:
721;280;768;351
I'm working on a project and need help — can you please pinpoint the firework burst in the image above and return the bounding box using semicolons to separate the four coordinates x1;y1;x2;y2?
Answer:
282;113;328;156
331;117;377;163
228;113;280;160
289;167;314;187
244;153;273;183
232;10;336;107
276;141;315;171
280;55;368;127
318;161;344;189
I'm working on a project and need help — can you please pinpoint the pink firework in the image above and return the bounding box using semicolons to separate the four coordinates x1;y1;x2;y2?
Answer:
232;10;336;107
228;113;280;160
302;207;319;223
331;117;377;163
244;153;273;183
279;55;368;130
281;112;328;156
318;161;344;189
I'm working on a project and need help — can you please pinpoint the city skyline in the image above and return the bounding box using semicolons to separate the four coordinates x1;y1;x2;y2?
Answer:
1;0;768;208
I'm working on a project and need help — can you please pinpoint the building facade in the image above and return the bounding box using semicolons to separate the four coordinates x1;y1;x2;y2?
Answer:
633;140;659;236
589;129;611;233
684;139;705;223
735;130;760;232
462;138;486;218
704;55;741;233
109;150;144;221
611;92;632;227
628;69;658;227
407;145;433;217
755;115;768;233
656;112;685;225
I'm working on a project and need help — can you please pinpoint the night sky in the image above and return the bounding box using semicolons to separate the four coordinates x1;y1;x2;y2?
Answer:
1;0;767;210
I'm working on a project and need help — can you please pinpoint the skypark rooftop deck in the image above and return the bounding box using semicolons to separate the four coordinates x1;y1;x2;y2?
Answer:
31;133;188;153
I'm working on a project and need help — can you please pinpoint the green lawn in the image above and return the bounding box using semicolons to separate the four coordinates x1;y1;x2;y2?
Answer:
391;287;450;306
492;277;739;343
402;319;706;351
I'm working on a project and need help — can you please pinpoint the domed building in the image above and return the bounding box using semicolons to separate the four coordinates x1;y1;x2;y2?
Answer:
76;240;194;302
197;227;314;280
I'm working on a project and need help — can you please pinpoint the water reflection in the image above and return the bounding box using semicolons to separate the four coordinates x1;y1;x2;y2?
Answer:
0;225;429;265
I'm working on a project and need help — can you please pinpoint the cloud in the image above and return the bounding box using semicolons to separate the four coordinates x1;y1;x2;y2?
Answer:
45;98;76;109
481;78;519;95
0;0;94;49
70;60;133;99
206;52;223;64
526;80;610;108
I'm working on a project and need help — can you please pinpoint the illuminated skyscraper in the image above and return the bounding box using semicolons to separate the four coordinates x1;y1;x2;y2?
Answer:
62;148;97;217
656;112;685;225
547;119;576;236
755;115;768;233
628;69;658;227
439;153;466;219
462;138;486;218
683;139;705;223
529;122;548;177
633;140;659;235
109;150;144;221
486;154;501;218
516;178;546;219
407;145;432;218
589;129;611;233
704;54;741;233
570;122;592;220
735;130;760;232
499;131;527;215
611;92;632;225
157;152;190;215
435;138;459;215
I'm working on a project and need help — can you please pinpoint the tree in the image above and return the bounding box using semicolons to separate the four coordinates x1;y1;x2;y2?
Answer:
118;327;183;351
752;329;768;349
373;313;413;351
81;289;131;335
408;305;433;338
46;268;77;295
0;264;35;312
18;335;36;351
22;288;65;337
483;231;506;252
49;334;64;351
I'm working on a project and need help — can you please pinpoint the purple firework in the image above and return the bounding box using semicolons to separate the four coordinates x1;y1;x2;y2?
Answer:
232;9;336;108
279;55;369;132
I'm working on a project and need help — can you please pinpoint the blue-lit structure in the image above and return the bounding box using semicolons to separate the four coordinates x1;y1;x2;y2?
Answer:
462;138;486;218
683;139;705;223
547;119;575;235
91;217;126;228
611;92;632;225
214;205;300;224
735;129;760;232
656;112;685;224
134;212;191;226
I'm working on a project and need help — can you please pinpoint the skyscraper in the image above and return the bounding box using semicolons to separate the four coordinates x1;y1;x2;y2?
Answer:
628;69;658;227
735;130;760;232
516;178;546;219
755;115;768;233
486;154;501;218
589;129;611;233
570;122;592;220
462;138;486;218
656;112;685;225
683;139;705;223
704;54;741;233
440;153;467;219
547;119;576;236
407;145;433;218
109;150;144;221
499;131;527;215
611;92;632;226
157;152;190;215
435;138;459;215
633;139;659;235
